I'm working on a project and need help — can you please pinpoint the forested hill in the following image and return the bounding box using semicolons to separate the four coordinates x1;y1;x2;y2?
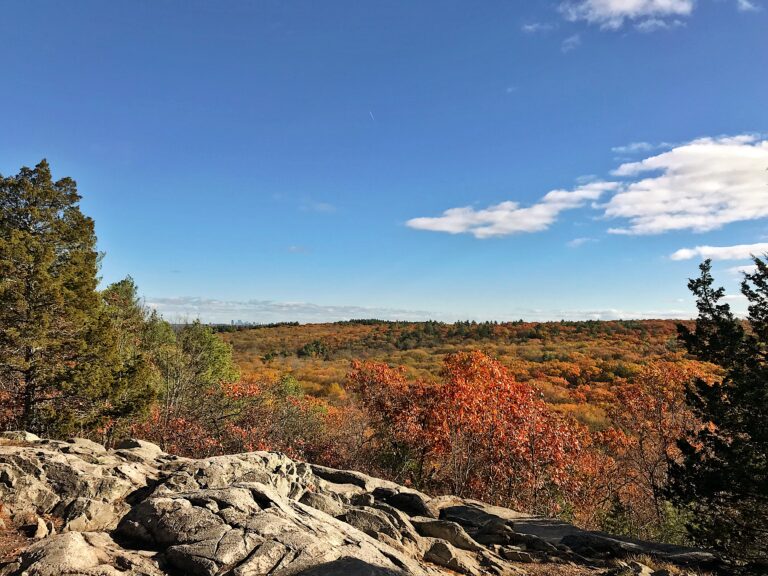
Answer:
219;319;697;428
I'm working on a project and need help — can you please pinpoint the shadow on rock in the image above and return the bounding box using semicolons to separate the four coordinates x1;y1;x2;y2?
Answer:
294;557;408;576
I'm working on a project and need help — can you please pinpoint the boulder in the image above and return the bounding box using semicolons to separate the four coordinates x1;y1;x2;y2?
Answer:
410;517;481;551
299;491;346;517
1;431;41;443
0;441;158;530
0;531;164;576
423;539;481;575
0;437;718;576
374;488;435;519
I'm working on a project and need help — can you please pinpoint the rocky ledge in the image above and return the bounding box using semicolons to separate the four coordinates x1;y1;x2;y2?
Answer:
0;432;716;576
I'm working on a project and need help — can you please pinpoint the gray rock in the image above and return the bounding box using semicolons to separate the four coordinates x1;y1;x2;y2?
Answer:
0;531;164;576
57;497;122;532
0;437;717;576
473;518;517;546
424;539;481;575
1;431;41;442
378;490;435;519
65;437;107;454
341;507;403;541
0;441;156;529
410;517;481;551
500;547;534;562
114;438;163;453
300;491;346;517
117;483;427;576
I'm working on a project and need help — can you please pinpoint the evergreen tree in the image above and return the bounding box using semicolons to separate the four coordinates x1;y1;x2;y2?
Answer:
671;258;768;572
98;277;159;442
0;160;118;434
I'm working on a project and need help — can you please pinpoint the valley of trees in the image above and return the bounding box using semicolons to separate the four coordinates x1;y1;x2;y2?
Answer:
1;161;766;573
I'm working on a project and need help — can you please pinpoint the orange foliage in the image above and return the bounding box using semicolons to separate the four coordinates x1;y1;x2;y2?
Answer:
350;351;593;516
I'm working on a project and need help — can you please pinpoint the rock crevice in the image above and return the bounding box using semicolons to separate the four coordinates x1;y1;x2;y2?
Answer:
0;434;715;576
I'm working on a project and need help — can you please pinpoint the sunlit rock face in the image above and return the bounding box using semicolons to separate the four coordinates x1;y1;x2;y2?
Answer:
0;434;715;576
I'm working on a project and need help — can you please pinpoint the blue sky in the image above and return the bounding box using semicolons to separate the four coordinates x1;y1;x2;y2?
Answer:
2;0;767;322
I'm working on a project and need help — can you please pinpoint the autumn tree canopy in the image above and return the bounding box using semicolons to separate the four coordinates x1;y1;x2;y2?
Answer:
349;351;590;516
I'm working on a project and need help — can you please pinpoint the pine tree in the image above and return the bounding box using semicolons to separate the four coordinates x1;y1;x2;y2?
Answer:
98;277;159;443
671;258;768;573
0;160;118;435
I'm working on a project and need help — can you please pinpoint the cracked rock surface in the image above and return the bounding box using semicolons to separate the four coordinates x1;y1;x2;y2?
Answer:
0;434;716;576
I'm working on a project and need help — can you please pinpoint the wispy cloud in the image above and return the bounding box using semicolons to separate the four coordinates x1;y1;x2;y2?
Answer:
612;141;656;154
299;200;336;213
670;243;768;261
521;22;557;34
560;0;694;30
146;297;698;323
145;297;439;324
560;0;757;30
561;34;582;52
495;307;693;321
567;237;596;248
736;0;761;12
635;17;685;32
407;181;616;239
611;140;674;157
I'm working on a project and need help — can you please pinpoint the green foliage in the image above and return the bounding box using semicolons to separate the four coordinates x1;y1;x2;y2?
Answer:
97;277;159;440
297;339;329;359
155;320;239;435
600;498;691;546
274;374;303;399
671;258;768;572
0;161;120;435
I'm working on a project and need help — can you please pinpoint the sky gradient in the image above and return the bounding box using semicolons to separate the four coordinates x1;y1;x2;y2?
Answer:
2;0;767;323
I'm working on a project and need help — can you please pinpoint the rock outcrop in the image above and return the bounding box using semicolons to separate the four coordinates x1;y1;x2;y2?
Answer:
0;434;717;576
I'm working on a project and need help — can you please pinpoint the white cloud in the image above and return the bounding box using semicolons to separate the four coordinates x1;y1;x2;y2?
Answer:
299;200;336;213
407;134;768;240
561;34;582;52
635;17;685;32
612;141;674;157
669;242;768;261
723;293;748;301
736;0;760;12
560;0;694;29
146;297;697;323
561;0;759;29
728;264;759;275
567;237;596;247
406;181;616;239
498;307;693;321
605;135;768;235
522;22;557;33
145;297;439;324
612;141;655;154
